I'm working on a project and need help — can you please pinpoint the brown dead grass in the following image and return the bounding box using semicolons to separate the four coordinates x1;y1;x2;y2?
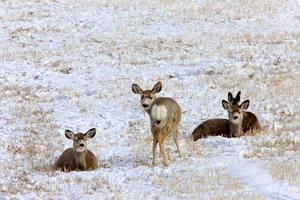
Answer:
0;83;62;195
6;94;61;171
153;167;265;199
154;168;242;193
73;0;288;19
266;159;300;190
243;130;300;159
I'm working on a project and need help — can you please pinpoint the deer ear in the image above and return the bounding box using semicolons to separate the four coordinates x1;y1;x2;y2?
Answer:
235;91;241;103
86;128;96;138
222;100;231;111
240;100;250;110
132;83;143;94
228;92;233;102
152;82;162;94
65;130;75;140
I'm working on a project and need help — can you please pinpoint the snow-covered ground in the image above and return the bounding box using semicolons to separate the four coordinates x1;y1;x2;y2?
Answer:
0;0;299;199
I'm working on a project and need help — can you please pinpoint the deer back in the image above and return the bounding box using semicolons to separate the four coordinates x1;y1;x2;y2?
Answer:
55;148;77;171
150;97;181;132
55;148;97;171
85;150;98;170
242;111;261;133
192;118;231;141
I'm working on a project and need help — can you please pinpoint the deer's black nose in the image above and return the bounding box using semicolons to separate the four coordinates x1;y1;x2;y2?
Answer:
156;120;161;124
233;116;238;120
80;144;84;147
142;104;148;108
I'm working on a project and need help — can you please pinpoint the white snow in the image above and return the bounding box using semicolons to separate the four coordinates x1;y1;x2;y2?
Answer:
0;0;300;199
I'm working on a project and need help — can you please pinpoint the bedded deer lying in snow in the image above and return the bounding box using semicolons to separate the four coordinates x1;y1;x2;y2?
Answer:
132;82;181;166
191;118;231;141
55;128;98;171
191;92;238;141
222;91;261;137
192;91;261;141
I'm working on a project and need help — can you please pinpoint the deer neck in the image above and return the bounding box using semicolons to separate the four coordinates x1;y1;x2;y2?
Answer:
229;122;243;137
145;106;152;115
75;151;87;170
145;106;153;122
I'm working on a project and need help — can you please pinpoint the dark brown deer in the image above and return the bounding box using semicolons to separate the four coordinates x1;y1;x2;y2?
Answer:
222;91;261;137
191;92;239;141
191;118;231;141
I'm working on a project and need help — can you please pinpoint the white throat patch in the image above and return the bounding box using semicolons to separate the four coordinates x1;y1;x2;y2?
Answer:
231;118;240;124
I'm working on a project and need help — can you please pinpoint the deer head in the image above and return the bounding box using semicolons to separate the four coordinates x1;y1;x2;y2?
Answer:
65;128;96;153
131;82;162;111
222;91;250;125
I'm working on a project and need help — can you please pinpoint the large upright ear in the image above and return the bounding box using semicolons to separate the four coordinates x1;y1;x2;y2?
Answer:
65;130;75;140
228;92;233;103
86;128;96;138
151;82;162;94
222;100;231;111
240;100;250;110
235;91;241;103
132;83;143;94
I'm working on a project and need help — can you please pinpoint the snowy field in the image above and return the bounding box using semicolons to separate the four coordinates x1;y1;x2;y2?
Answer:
0;0;300;199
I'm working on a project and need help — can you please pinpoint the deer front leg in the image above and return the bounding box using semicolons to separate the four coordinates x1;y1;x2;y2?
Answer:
173;128;181;158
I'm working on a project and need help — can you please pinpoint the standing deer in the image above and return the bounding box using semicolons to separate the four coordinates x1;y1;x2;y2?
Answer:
55;128;98;171
222;91;261;137
132;82;181;166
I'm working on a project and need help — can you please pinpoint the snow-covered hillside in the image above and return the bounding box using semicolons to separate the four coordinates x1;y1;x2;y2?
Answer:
0;0;299;199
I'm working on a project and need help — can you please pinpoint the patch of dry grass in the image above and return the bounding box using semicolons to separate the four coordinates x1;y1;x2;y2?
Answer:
72;0;289;19
155;168;243;193
153;167;265;199
6;95;61;171
243;129;300;159
198;0;289;18
3;0;297;73
0;83;63;195
268;160;300;186
88;37;199;66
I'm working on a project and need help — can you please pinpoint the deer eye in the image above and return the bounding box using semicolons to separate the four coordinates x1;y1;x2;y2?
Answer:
75;139;79;142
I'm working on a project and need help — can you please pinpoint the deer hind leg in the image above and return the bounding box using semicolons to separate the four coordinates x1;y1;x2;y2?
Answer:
157;134;168;166
173;127;181;158
152;139;158;166
159;142;168;166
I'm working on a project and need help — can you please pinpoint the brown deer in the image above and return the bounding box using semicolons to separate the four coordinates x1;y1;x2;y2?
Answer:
222;91;261;137
191;118;231;141
132;82;181;166
191;92;239;141
55;128;98;171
